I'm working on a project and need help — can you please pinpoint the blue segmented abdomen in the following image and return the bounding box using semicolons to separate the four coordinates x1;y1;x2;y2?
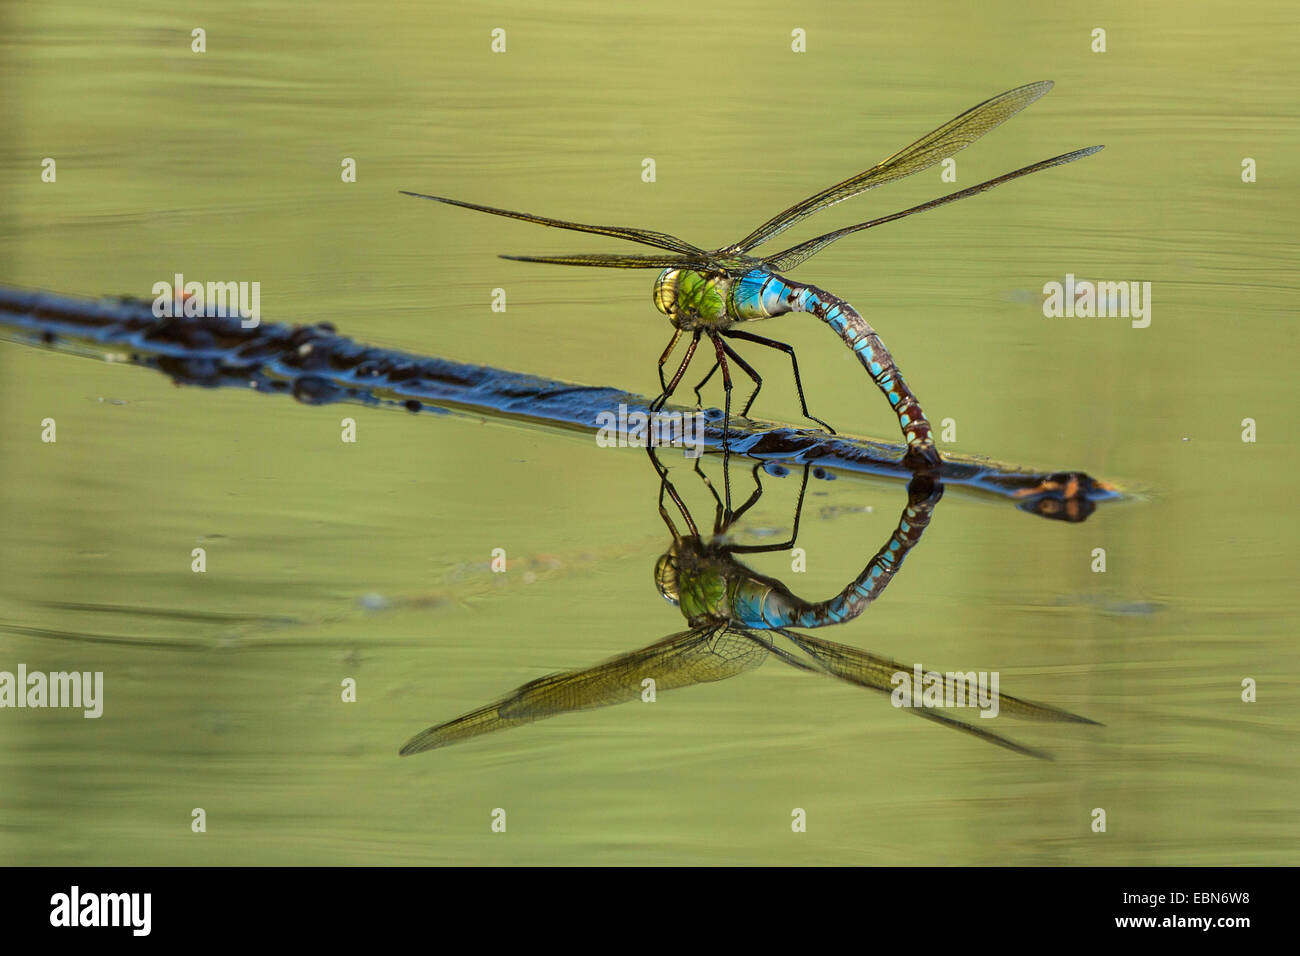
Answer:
729;269;797;320
731;269;935;451
720;487;937;631
787;491;937;629
728;578;803;630
795;287;894;385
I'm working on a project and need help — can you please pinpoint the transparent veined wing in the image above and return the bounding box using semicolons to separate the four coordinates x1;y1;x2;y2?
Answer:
401;190;708;256
762;146;1103;273
399;624;769;754
730;80;1057;254
500;252;706;269
775;628;1099;760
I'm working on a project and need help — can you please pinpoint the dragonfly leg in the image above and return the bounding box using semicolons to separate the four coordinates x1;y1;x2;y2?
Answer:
650;330;700;412
690;456;765;534
717;338;763;422
692;361;720;407
708;332;734;418
725;463;810;554
684;456;728;534
655;329;683;395
717;461;769;533
707;332;737;508
722;329;836;434
651;454;699;539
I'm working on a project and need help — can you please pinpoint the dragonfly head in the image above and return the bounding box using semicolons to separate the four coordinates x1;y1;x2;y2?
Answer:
654;268;731;326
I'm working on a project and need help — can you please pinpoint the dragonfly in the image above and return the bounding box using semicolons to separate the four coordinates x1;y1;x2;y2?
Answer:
404;81;1102;472
399;449;1099;757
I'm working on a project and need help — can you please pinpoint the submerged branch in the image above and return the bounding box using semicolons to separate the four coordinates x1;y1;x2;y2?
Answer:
0;287;1121;519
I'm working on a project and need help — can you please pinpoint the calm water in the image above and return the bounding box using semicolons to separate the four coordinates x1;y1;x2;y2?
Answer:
2;0;1297;865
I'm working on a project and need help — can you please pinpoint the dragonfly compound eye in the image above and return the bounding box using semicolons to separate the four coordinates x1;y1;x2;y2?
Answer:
653;269;679;316
654;552;680;605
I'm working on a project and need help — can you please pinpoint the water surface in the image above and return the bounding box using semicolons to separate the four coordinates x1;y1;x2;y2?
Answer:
1;0;1296;865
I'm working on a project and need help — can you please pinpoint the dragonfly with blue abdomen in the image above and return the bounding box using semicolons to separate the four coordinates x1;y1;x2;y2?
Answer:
404;81;1102;471
399;449;1098;757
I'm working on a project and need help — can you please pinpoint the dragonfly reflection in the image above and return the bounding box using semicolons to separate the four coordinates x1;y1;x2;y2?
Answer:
400;451;1097;758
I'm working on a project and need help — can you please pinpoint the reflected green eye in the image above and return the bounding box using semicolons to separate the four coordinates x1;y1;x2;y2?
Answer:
654;552;679;605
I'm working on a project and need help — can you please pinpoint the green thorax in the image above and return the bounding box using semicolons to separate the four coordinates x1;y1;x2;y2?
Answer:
656;540;802;629
656;544;730;623
653;257;765;330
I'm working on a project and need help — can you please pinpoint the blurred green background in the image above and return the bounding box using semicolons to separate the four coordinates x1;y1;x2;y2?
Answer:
1;0;1296;864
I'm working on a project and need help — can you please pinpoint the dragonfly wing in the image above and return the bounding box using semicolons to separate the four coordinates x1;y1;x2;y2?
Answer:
762;146;1103;273
889;699;1054;759
775;628;1098;759
399;624;768;755
731;81;1057;254
401;191;708;256
500;252;705;269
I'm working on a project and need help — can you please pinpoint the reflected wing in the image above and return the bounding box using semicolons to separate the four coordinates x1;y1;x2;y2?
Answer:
775;629;1098;760
401;190;708;256
762;146;1103;273
399;624;768;755
500;252;704;269
730;81;1056;253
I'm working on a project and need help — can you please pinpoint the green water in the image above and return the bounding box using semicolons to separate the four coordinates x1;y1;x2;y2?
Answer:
2;0;1297;865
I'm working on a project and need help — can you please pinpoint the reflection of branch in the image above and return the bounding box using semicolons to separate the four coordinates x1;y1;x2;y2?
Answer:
0;287;1120;516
